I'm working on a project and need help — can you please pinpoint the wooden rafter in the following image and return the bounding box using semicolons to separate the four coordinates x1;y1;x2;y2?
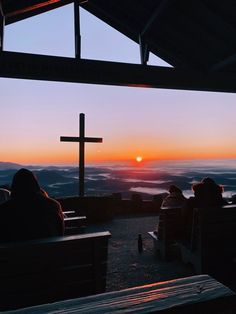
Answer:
1;51;236;93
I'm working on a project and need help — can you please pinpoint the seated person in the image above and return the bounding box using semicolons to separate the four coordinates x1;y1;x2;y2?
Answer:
0;168;64;242
182;177;226;242
155;185;186;239
161;185;186;208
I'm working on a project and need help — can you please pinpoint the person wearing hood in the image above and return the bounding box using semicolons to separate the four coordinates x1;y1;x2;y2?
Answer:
182;177;226;241
0;168;64;242
161;185;186;208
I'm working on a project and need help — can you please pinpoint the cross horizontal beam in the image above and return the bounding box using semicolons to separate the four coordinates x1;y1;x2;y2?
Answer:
60;136;103;143
1;51;236;93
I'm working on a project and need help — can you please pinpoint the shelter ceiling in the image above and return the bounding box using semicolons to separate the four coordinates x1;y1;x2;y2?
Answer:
3;0;236;72
1;0;236;92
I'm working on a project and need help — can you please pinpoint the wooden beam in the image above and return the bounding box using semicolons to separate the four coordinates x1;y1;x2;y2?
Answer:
4;0;74;25
1;51;236;93
211;53;236;71
140;0;171;37
139;0;171;65
0;1;4;51
74;0;81;59
139;35;149;65
4;0;89;24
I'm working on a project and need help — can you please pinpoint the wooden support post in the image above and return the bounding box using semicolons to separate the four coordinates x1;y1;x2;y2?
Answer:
0;1;4;51
79;113;85;197
139;35;149;65
74;0;81;59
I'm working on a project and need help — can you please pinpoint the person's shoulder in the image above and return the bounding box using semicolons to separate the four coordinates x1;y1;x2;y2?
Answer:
43;196;61;209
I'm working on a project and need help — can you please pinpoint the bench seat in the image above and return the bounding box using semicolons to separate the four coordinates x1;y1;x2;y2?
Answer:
63;210;76;217
5;275;236;314
64;215;87;234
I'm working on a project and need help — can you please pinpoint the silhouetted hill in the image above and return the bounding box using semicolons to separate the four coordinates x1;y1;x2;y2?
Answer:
35;170;77;185
0;162;22;170
0;160;236;200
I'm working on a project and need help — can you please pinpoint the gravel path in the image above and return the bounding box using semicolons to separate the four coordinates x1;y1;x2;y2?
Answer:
86;214;194;292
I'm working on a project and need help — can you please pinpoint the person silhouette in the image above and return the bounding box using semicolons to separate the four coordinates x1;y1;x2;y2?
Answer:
182;177;226;241
161;185;186;208
0;168;64;242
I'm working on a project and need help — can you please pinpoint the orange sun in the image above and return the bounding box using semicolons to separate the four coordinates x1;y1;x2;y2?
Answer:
136;156;143;163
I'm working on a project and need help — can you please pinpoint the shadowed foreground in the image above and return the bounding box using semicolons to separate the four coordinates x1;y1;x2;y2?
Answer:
86;214;194;292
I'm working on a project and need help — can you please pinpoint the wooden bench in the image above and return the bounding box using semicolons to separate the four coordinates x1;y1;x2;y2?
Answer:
148;206;182;260
63;210;76;217
0;231;111;311
179;205;236;282
64;215;87;235
4;275;236;314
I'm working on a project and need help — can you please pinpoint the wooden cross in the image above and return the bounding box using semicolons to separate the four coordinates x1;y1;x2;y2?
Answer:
60;113;103;197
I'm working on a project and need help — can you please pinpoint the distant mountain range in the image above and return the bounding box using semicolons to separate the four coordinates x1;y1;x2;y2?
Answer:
1;160;236;200
0;162;23;170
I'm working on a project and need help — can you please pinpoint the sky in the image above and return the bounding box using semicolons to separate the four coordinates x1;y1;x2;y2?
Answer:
1;4;236;166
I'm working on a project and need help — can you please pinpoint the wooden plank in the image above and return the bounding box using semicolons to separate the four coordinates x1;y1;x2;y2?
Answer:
0;1;4;51
63;210;76;217
1;51;236;93
64;216;87;235
4;0;74;25
64;216;86;225
179;205;236;280
0;231;111;310
5;275;236;314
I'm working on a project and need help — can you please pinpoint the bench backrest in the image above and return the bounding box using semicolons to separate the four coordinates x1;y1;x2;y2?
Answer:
0;231;111;311
191;205;236;277
64;215;87;235
193;205;236;249
159;206;182;241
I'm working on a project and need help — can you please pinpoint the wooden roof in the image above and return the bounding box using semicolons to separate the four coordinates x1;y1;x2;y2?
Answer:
1;0;236;92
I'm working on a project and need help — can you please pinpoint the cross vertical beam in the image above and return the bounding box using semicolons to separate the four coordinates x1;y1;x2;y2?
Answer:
60;113;103;197
0;1;4;51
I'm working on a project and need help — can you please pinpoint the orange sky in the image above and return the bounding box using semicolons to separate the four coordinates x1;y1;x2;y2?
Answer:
2;134;236;166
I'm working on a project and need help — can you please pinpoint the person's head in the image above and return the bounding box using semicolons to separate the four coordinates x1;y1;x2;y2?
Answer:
201;177;217;185
192;177;223;193
192;177;223;205
168;185;182;194
11;168;41;200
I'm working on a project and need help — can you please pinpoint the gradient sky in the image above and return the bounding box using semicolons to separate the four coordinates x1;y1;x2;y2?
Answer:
1;4;236;165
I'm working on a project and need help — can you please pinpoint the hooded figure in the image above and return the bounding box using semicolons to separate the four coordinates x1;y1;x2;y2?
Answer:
161;185;186;208
0;168;64;242
182;177;226;241
192;177;224;206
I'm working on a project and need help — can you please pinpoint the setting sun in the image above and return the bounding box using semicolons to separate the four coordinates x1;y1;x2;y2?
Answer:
136;156;143;163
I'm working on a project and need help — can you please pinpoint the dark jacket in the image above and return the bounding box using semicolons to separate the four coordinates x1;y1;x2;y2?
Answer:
0;193;64;243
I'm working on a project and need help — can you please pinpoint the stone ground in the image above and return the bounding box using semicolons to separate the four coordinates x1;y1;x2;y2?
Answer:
86;214;194;292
